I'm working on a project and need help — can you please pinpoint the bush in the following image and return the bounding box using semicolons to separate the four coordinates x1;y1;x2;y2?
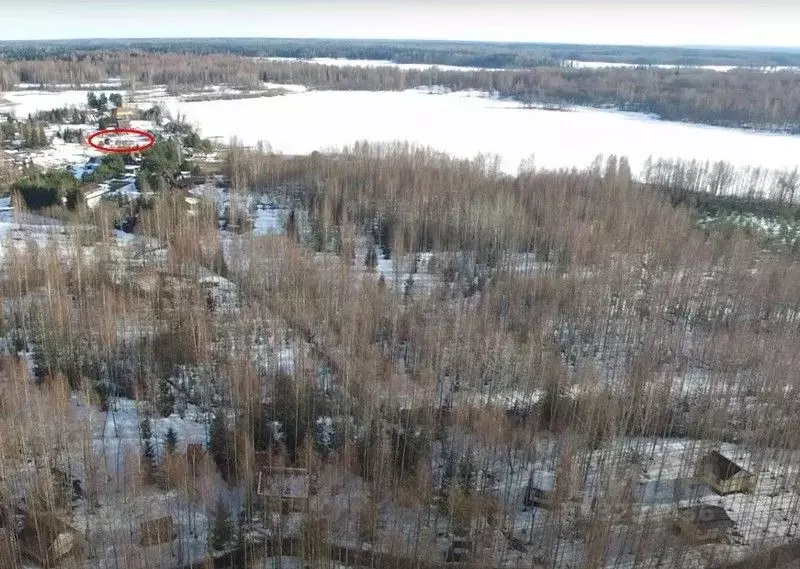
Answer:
12;169;77;209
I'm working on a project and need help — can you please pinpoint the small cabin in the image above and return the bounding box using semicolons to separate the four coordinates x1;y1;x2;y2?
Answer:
256;465;311;514
140;516;175;546
523;470;557;510
675;504;735;544
445;536;472;562
696;451;757;495
110;106;137;129
19;512;84;567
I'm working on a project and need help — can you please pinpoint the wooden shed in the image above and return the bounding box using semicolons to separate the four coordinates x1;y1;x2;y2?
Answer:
256;466;311;514
523;470;557;509
19;512;83;567
696;451;757;495
675;504;735;544
110;105;137;129
140;516;175;546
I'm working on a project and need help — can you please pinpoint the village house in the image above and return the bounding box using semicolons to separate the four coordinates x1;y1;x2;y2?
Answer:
110;105;137;129
523;470;557;510
19;511;84;568
254;455;311;514
675;504;735;544
139;516;175;547
696;450;757;495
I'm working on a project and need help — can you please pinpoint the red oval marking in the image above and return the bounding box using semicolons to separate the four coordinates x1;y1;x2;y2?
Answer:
87;127;156;154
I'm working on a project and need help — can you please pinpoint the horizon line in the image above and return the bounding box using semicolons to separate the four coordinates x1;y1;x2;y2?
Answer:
0;37;799;52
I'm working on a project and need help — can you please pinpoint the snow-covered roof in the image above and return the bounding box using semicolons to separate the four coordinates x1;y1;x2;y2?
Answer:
257;469;310;499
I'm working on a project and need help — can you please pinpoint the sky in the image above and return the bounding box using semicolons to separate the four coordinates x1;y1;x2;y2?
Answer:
2;1;800;48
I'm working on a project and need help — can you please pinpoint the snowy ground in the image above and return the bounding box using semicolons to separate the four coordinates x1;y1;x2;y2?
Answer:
5;84;800;178
160;88;800;176
0;89;123;118
262;56;504;72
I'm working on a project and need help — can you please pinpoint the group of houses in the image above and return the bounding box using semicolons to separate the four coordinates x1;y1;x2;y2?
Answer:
0;444;312;568
525;450;758;545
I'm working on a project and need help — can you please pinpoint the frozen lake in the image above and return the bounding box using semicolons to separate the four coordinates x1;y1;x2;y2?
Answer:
162;88;800;176
4;86;800;177
564;60;800;72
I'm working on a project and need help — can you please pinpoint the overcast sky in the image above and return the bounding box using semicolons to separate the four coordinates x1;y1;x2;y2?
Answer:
3;1;799;47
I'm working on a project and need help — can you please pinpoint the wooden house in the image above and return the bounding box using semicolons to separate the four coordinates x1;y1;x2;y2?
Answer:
19;512;83;567
675;504;735;544
523;470;557;509
445;536;472;562
696;451;757;495
110;106;137;129
140;516;175;546
255;464;311;514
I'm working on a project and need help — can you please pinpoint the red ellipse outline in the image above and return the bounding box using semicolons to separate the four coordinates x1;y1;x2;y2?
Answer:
86;127;156;154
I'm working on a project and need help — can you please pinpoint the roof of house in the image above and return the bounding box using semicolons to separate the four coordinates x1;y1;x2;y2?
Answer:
678;505;735;528
256;467;310;499
703;450;753;481
20;512;82;565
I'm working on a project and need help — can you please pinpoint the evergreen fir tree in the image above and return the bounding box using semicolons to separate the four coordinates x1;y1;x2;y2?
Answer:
209;412;231;479
87;91;98;110
139;415;155;463
142;438;156;466
165;426;178;454
32;343;50;383
139;416;152;441
157;376;176;417
35;124;46;148
210;496;233;551
365;244;378;270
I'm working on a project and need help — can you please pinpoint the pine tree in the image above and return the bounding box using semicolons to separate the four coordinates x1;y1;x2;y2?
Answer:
157;376;176;417
210;497;233;551
140;416;153;441
365;244;378;270
32;343;50;383
285;209;299;242
140;416;156;466
165;427;178;454
143;438;156;467
20;123;31;148
87;91;98;110
209;413;231;480
35;124;46;148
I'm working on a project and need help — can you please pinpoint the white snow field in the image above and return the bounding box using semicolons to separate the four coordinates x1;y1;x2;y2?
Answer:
261;56;499;71
163;88;800;176
0;89;122;118
4;85;800;178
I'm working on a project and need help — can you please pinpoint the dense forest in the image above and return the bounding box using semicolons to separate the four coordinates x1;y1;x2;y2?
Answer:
2;38;800;68
2;34;800;569
1;141;800;568
2;53;800;131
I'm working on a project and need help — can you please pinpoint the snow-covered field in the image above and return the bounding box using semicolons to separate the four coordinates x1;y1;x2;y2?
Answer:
4;83;800;180
163;88;800;176
0;89;122;118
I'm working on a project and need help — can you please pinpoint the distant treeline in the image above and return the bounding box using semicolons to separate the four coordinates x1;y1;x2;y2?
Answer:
2;53;800;132
641;157;800;205
2;38;800;68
